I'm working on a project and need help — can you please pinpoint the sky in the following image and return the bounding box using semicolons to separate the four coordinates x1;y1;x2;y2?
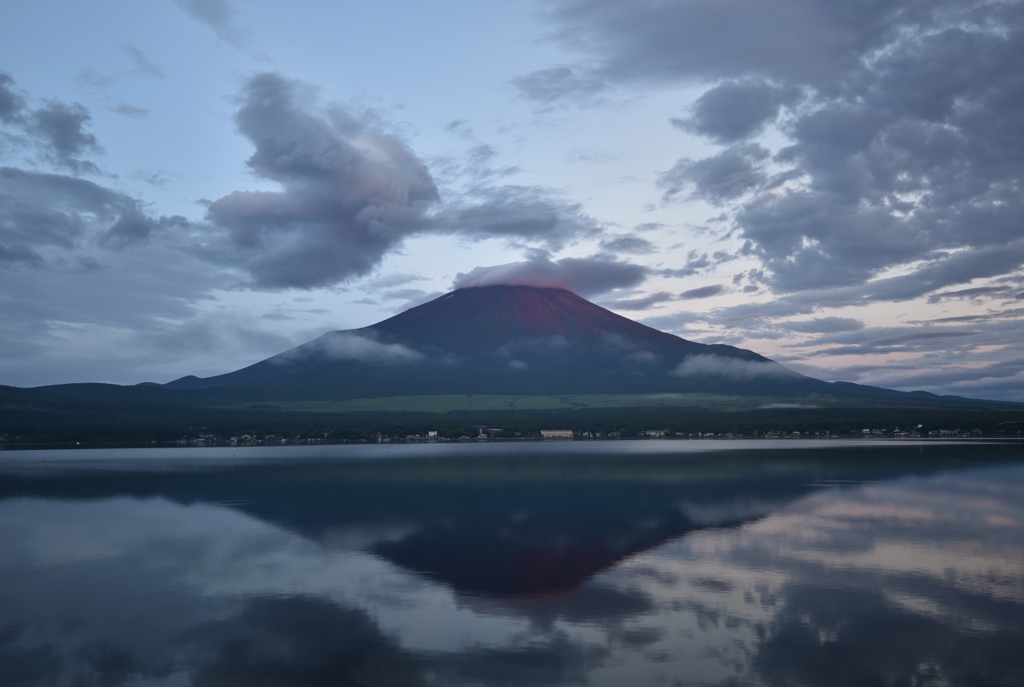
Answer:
1;0;1023;401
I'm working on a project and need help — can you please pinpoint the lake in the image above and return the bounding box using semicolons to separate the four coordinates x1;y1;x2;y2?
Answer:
1;440;1023;686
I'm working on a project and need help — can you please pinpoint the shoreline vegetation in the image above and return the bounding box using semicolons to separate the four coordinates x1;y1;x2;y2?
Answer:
3;436;1022;453
4;386;1023;449
3;407;1023;450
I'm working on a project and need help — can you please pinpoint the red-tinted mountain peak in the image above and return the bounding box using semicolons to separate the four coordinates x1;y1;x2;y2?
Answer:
367;285;687;354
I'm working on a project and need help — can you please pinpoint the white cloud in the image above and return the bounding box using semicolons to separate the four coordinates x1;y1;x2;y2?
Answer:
282;332;423;365
670;354;796;381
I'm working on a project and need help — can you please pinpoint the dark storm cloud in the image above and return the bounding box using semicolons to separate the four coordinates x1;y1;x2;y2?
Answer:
539;0;1024;300
453;254;648;297
672;80;801;143
660;144;768;204
680;284;725;300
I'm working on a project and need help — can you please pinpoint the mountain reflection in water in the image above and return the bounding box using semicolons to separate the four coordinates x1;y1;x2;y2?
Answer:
1;442;1023;686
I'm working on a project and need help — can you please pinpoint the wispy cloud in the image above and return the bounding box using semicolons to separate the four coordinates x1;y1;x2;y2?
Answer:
453;254;648;297
671;354;796;381
282;332;423;365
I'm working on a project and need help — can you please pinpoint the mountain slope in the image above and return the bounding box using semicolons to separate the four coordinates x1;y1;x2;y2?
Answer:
161;285;887;402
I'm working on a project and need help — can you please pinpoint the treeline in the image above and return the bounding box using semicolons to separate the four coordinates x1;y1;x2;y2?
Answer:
4;401;1024;447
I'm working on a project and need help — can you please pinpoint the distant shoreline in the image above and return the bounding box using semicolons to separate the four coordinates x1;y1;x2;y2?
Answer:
2;435;1021;455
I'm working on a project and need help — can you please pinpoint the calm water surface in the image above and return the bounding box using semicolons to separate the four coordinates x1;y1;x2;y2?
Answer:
1;440;1023;686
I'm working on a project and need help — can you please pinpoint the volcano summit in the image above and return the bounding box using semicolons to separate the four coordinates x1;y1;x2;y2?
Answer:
164;285;907;403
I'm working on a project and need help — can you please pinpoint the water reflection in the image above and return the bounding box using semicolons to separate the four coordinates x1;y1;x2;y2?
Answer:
1;443;1022;686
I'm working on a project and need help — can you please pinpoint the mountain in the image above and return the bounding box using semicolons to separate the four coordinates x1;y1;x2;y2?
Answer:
163;285;921;402
3;285;1021;443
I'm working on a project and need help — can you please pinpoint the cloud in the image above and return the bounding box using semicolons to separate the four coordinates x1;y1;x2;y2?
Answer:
28;101;102;174
680;285;725;300
138;312;296;360
393;291;445;313
452;254;648;297
206;73;440;289
661;250;711;278
881;358;1024;390
600;233;655;254
538;0;1024;300
112;103;150;119
121;44;164;78
660;144;769;204
539;0;939;89
283;331;424;365
599;291;674;311
0;80;102;175
434;183;598;248
380;288;428;301
362;273;428;289
73;45;164;93
174;0;247;47
101;212;191;247
670;354;795;381
0;76;247;385
207;73;599;290
512;67;607;105
810;330;981;358
0;72;25;124
0;167;185;264
782;317;865;334
672;79;801;143
927;285;1013;303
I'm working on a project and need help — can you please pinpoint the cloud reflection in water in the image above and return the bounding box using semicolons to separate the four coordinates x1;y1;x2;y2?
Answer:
0;445;1022;686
